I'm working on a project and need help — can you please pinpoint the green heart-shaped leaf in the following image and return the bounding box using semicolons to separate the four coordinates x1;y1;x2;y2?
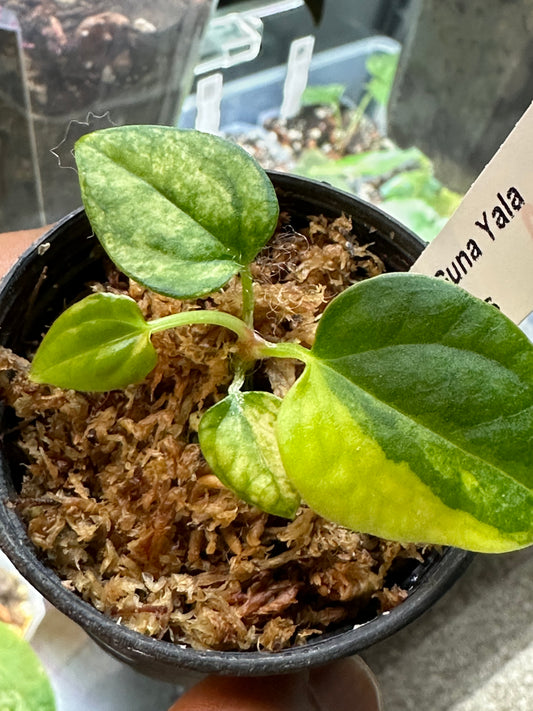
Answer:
30;292;157;391
75;127;279;299
277;273;533;552
365;51;399;106
301;84;346;108
199;391;300;518
0;622;55;711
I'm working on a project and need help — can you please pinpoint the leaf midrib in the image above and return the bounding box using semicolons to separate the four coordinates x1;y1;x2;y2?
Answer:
91;146;239;263
314;356;532;495
40;328;146;372
320;340;531;418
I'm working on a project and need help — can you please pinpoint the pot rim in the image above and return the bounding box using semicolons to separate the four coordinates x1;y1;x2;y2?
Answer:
0;519;472;675
0;176;472;676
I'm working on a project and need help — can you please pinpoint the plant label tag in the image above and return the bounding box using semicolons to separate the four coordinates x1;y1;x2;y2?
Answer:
195;72;223;135
411;100;533;325
280;35;315;120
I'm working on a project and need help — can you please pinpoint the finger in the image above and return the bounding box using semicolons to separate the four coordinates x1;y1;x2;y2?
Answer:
167;670;312;711
309;657;382;711
167;656;381;711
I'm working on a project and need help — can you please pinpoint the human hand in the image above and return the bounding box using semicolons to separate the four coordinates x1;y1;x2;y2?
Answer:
168;657;381;711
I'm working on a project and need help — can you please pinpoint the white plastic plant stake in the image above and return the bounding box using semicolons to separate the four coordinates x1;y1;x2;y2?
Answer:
195;72;224;135
280;35;315;120
411;100;533;328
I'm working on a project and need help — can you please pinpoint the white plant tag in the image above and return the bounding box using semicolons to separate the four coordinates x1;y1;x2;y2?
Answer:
280;35;315;120
411;101;533;325
195;72;223;134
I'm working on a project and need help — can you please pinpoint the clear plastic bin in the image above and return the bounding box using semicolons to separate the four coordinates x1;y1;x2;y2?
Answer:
179;35;399;132
0;0;214;230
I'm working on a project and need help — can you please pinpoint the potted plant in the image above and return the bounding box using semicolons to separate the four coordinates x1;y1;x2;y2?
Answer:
0;127;531;681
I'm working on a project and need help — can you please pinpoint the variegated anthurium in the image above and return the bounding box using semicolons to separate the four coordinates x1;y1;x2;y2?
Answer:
29;126;533;553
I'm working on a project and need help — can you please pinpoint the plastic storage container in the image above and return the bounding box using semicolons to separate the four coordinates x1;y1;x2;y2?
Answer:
0;0;215;231
179;36;400;132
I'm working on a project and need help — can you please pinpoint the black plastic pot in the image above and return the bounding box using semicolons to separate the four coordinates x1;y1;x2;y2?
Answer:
0;172;473;681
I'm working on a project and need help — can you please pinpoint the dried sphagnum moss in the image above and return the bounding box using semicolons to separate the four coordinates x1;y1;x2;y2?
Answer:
0;213;428;651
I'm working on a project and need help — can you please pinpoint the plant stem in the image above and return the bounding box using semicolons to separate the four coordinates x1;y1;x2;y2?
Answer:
240;266;255;329
251;336;313;364
227;265;256;392
148;310;313;366
148;310;251;340
337;90;371;154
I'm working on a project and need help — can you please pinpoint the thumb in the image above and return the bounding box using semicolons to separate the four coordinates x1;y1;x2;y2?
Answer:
309;657;382;711
168;656;381;711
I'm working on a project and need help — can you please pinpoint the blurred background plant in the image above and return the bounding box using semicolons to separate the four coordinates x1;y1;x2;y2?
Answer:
291;51;462;242
0;621;55;710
